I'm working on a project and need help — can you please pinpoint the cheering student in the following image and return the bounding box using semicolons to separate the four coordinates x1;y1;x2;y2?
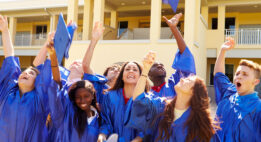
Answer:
97;61;150;141
33;22;107;106
44;22;107;142
0;15;54;142
125;51;220;142
213;37;261;141
148;13;196;99
103;64;121;88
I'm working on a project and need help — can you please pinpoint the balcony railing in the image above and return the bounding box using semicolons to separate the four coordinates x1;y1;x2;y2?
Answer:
0;34;2;46
225;29;261;45
14;33;47;46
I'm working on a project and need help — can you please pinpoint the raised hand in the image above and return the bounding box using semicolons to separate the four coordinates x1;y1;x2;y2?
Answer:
97;133;107;142
92;21;104;41
143;51;156;73
0;15;8;32
221;37;235;51
46;33;55;55
163;13;182;28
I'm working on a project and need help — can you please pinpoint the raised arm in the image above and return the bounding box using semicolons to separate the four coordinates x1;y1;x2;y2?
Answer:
0;15;14;58
163;13;186;54
82;22;104;75
33;32;55;67
46;40;62;88
133;51;156;100
214;37;235;75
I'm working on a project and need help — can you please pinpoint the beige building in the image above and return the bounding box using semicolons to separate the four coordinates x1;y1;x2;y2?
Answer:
1;0;261;95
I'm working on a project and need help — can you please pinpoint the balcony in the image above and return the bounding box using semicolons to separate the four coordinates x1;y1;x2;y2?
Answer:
225;29;261;45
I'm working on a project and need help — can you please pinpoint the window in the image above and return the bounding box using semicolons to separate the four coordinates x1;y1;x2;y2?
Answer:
210;64;234;85
212;17;236;30
118;21;128;37
35;25;47;39
212;18;218;30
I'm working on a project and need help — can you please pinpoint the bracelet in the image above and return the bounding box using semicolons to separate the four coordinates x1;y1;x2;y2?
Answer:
141;74;147;78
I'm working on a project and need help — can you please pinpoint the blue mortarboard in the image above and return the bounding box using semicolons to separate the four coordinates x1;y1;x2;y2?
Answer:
162;0;180;13
54;13;77;65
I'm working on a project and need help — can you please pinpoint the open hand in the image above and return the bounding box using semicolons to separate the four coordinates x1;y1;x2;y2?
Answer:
0;15;8;32
92;21;104;41
143;51;156;72
221;37;235;51
163;13;182;28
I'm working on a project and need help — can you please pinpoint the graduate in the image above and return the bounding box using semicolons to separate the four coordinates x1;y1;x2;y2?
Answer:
0;15;54;142
125;51;220;142
44;21;107;142
103;64;121;88
97;61;150;142
45;38;101;142
148;13;196;99
213;37;261;141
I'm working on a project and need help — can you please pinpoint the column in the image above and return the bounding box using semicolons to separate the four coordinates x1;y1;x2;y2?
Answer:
110;10;117;29
201;6;209;27
67;0;78;40
184;0;200;47
150;0;162;43
9;17;17;44
217;5;226;57
82;0;94;40
93;0;105;39
50;15;58;32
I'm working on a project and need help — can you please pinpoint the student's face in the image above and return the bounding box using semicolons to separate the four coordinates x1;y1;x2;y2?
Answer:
175;75;197;96
148;62;166;78
234;65;259;95
75;88;93;111
106;66;120;80
122;62;140;84
69;60;83;77
18;68;37;89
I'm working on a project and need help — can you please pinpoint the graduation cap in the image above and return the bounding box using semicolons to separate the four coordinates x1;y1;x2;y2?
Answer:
54;13;77;65
162;0;180;13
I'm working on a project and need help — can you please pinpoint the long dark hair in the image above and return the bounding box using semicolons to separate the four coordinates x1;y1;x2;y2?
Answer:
68;80;101;138
109;61;150;92
157;77;219;142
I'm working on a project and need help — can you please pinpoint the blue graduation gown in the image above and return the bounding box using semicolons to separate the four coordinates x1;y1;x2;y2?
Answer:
151;47;196;99
83;73;108;105
47;72;107;142
0;56;52;142
48;79;100;142
214;72;261;141
100;89;143;142
124;93;220;142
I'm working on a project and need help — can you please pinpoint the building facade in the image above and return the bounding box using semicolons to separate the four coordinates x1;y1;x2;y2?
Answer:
1;0;261;96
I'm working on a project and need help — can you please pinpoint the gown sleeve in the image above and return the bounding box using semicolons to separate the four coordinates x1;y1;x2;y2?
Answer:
47;79;69;128
0;56;21;89
99;92;114;136
167;47;196;95
124;93;166;132
213;72;237;104
83;73;108;105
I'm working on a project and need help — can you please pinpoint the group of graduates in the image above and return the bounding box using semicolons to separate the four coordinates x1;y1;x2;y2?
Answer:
0;12;260;142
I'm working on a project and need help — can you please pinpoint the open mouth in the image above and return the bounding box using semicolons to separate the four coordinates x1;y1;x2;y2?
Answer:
236;82;241;88
21;76;29;80
81;104;87;108
127;75;135;79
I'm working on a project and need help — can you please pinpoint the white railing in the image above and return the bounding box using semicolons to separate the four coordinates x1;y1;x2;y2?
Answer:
14;33;47;46
225;29;261;45
0;34;2;46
